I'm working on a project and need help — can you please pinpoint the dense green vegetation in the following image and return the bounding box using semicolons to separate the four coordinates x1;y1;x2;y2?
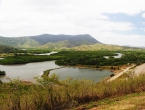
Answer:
1;50;145;66
55;51;145;66
0;45;18;53
1;73;145;110
0;54;63;65
55;51;118;66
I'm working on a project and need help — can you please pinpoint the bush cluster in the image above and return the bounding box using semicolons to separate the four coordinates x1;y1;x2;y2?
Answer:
1;74;145;110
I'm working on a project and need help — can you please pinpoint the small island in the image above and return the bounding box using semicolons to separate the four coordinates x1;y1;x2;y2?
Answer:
0;70;6;76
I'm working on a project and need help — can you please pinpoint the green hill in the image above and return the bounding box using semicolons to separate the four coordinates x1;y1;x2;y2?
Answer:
0;34;100;49
72;43;141;51
30;34;99;45
38;40;74;49
0;36;40;48
0;34;142;50
0;45;17;53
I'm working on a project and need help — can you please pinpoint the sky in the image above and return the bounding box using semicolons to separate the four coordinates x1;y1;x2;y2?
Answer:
0;0;145;47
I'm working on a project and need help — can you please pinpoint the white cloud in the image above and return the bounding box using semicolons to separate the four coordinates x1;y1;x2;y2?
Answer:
142;13;145;18
97;33;145;47
77;20;135;31
0;0;145;46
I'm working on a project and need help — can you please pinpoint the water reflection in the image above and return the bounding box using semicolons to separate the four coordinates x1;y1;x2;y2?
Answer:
0;61;113;82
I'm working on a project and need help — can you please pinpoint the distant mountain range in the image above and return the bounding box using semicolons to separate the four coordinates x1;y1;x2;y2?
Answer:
0;34;143;51
72;43;142;51
0;34;100;49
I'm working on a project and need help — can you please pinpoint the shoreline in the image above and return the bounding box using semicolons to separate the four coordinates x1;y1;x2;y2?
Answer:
8;64;136;84
41;64;122;80
107;65;135;82
41;64;129;77
41;67;65;77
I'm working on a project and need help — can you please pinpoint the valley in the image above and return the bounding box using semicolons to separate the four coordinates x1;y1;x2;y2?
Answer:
0;34;145;110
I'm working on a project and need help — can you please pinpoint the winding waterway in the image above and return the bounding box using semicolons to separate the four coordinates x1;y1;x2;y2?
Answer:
0;51;115;82
104;53;123;59
0;61;113;82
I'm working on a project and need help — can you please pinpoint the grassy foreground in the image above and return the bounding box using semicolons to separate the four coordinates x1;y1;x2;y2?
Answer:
1;73;145;110
73;92;145;110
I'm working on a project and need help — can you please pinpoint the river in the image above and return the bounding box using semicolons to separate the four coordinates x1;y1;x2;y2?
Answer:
0;61;60;82
104;53;123;59
0;61;113;82
0;51;114;82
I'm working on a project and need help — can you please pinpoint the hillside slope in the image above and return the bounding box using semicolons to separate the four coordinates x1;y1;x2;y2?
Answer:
72;43;141;51
0;45;17;53
0;34;100;48
30;34;99;45
0;36;40;48
74;92;145;110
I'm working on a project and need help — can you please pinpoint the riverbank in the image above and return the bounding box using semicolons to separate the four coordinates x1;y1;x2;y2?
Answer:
69;64;131;76
107;63;145;81
107;65;135;82
42;67;65;77
73;64;136;82
41;65;113;82
1;63;145;110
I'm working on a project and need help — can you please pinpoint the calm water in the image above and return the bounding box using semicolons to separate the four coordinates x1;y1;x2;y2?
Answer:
34;51;58;55
0;61;113;82
0;61;60;82
50;67;112;82
104;53;123;59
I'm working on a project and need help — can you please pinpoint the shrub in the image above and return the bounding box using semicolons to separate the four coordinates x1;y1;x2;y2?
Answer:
1;74;145;109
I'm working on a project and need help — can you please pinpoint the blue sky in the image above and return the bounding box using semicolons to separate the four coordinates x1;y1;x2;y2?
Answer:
104;12;145;35
0;0;145;47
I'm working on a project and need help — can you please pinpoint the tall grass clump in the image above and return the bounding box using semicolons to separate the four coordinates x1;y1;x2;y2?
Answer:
96;74;145;98
1;74;145;109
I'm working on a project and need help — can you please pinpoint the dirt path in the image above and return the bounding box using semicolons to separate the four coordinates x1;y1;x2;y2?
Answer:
134;63;145;76
107;65;135;82
87;64;145;110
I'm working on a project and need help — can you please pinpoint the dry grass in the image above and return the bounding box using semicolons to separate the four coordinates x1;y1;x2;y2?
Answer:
1;73;145;110
0;53;14;57
72;92;145;110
